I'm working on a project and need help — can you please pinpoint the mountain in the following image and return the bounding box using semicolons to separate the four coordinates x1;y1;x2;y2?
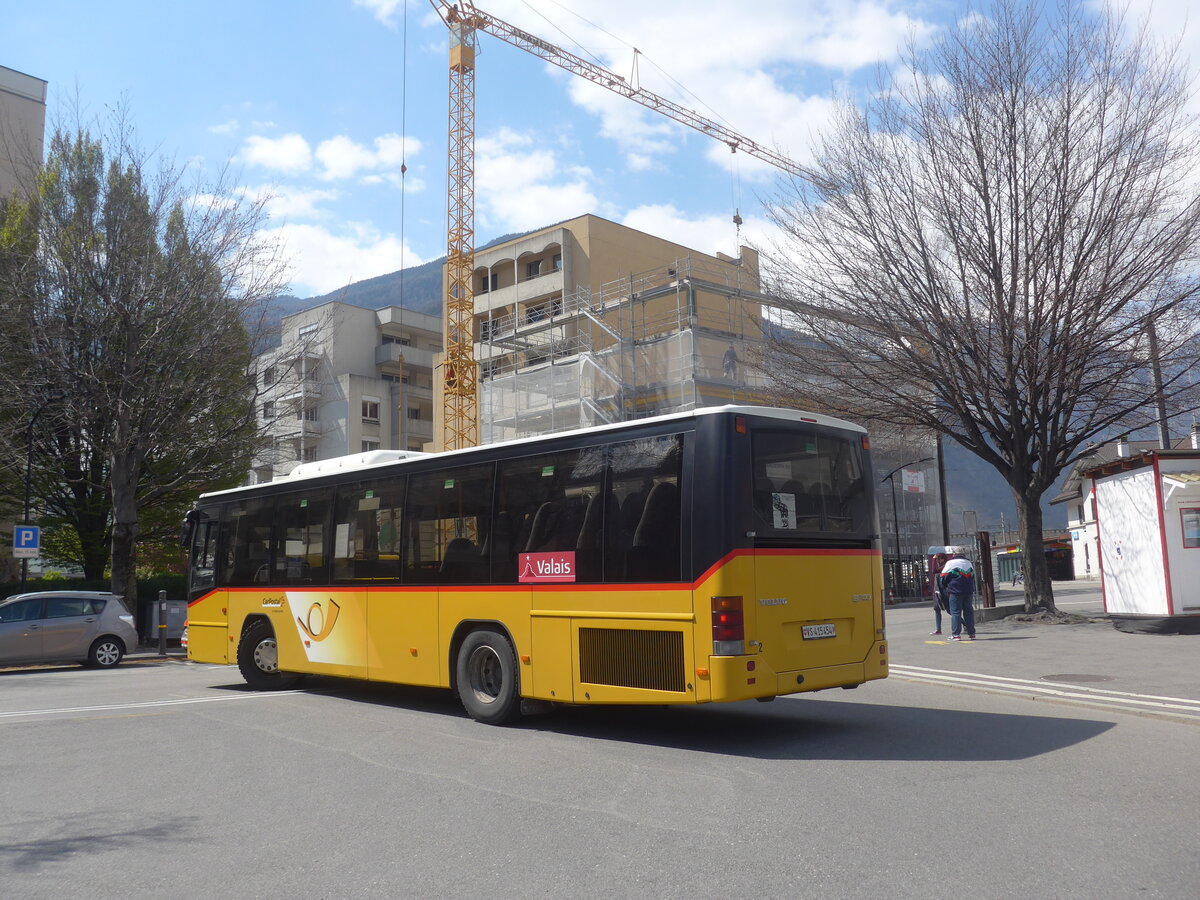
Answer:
271;231;532;324
942;439;1068;536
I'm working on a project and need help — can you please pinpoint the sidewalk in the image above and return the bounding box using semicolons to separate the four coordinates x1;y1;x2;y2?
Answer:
127;643;188;661
887;579;1200;705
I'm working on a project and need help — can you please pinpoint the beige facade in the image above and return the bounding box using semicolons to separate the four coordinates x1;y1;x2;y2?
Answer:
252;302;441;482
437;214;771;447
0;65;47;200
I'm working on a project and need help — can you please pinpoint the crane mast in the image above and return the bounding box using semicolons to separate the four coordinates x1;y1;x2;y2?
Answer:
429;0;810;449
441;8;480;450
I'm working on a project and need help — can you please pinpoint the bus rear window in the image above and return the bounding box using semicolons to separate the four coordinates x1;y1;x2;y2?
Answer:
751;428;870;535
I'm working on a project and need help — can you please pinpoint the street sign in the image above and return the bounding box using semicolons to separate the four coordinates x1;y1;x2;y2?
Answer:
13;525;40;559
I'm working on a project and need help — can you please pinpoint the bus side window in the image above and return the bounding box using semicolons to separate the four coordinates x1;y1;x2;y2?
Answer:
332;479;405;582
272;489;331;586
406;463;493;585
494;448;603;583
221;497;275;587
608;435;683;583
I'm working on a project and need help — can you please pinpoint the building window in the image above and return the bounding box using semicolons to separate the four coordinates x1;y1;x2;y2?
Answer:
362;399;380;422
261;365;276;387
382;334;411;346
262;401;275;420
362;440;380;453
407;407;421;420
298;323;317;340
480;272;498;292
525;259;542;279
300;406;317;421
301;445;318;462
526;304;547;324
1182;508;1200;549
552;253;562;271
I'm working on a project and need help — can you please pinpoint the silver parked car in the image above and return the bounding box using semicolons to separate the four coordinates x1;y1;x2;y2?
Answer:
0;591;138;668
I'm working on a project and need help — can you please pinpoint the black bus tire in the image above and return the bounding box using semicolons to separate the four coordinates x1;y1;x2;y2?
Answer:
456;629;521;725
238;619;301;690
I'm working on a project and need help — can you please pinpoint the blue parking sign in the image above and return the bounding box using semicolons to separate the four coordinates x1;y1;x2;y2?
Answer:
13;525;40;559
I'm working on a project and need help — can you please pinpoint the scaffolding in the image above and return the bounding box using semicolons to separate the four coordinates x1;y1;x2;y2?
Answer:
478;256;772;443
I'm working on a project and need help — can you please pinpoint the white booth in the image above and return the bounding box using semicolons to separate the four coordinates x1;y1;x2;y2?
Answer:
1088;449;1200;633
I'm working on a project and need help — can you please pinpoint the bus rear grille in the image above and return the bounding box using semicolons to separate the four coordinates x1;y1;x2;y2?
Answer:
578;628;685;693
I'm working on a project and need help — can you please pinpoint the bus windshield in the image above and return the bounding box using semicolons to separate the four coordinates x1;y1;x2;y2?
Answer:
751;426;871;537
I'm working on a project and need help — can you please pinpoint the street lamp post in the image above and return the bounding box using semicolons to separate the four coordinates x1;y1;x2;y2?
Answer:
881;456;935;598
21;392;63;588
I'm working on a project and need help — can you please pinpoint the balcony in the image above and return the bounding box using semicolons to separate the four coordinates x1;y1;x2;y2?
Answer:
473;268;563;315
375;343;436;369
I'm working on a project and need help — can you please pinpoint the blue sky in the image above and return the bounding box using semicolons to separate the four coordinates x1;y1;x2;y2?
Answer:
3;0;1195;298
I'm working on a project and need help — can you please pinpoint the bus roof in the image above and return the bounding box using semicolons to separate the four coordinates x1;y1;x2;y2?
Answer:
198;405;866;500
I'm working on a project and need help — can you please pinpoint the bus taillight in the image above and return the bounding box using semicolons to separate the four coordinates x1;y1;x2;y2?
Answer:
712;595;745;655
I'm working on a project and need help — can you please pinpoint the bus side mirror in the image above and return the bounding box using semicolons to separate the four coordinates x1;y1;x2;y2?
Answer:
180;509;198;549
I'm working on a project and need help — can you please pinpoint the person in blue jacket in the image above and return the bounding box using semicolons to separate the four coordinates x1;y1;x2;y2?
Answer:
939;554;977;641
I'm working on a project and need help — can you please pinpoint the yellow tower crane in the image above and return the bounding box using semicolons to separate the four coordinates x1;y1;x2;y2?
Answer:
428;0;813;449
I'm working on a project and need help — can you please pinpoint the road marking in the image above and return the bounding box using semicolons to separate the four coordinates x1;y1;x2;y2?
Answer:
0;690;306;721
890;664;1200;722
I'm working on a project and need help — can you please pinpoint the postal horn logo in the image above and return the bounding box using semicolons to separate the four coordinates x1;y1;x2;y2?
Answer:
297;598;341;642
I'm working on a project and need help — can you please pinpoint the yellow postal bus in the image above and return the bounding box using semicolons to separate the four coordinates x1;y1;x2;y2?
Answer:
182;406;887;723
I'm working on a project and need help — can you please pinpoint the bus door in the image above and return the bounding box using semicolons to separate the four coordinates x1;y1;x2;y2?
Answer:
275;489;368;679
331;480;437;686
749;426;877;675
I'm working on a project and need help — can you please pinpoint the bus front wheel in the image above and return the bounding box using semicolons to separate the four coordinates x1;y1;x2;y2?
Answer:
456;629;521;725
238;619;301;691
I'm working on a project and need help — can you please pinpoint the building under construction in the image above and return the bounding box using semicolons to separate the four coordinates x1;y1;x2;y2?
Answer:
438;214;774;445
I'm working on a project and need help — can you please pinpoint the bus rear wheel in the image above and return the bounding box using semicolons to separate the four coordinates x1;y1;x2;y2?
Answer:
456;629;521;725
238;619;301;691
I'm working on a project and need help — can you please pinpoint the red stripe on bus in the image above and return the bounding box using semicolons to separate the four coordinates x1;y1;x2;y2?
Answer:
693;547;880;586
190;547;878;603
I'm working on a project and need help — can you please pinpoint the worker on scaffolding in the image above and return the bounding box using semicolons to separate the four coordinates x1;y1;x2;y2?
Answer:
722;343;739;383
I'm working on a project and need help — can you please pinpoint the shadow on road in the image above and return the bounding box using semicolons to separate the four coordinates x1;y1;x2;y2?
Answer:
208;676;1115;763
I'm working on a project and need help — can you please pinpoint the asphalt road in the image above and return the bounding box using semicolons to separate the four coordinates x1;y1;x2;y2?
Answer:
2;585;1198;900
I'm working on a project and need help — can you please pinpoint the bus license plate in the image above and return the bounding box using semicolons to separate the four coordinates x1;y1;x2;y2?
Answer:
802;623;836;640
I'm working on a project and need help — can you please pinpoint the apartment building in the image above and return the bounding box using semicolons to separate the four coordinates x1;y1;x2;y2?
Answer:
251;301;441;482
440;213;770;446
0;64;47;199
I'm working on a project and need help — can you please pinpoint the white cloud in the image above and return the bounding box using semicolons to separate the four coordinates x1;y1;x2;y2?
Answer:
241;133;312;173
315;133;421;181
208;119;239;136
620;204;773;258
353;0;404;28
266;222;424;296
316;135;380;181
475;128;604;231
467;1;937;175
259;185;341;220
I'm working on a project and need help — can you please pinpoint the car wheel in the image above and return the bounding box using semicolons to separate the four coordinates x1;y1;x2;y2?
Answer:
237;619;301;690
456;628;521;725
88;637;124;668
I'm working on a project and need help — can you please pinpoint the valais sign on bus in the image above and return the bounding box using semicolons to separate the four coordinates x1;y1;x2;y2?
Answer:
519;551;576;583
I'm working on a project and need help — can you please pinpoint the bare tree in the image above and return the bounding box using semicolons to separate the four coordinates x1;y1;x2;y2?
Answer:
0;110;287;602
759;0;1200;613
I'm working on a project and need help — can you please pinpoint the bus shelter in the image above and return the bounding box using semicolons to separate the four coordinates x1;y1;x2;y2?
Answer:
1087;449;1200;634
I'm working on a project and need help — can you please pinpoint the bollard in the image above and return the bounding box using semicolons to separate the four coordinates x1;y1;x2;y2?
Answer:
158;590;167;656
